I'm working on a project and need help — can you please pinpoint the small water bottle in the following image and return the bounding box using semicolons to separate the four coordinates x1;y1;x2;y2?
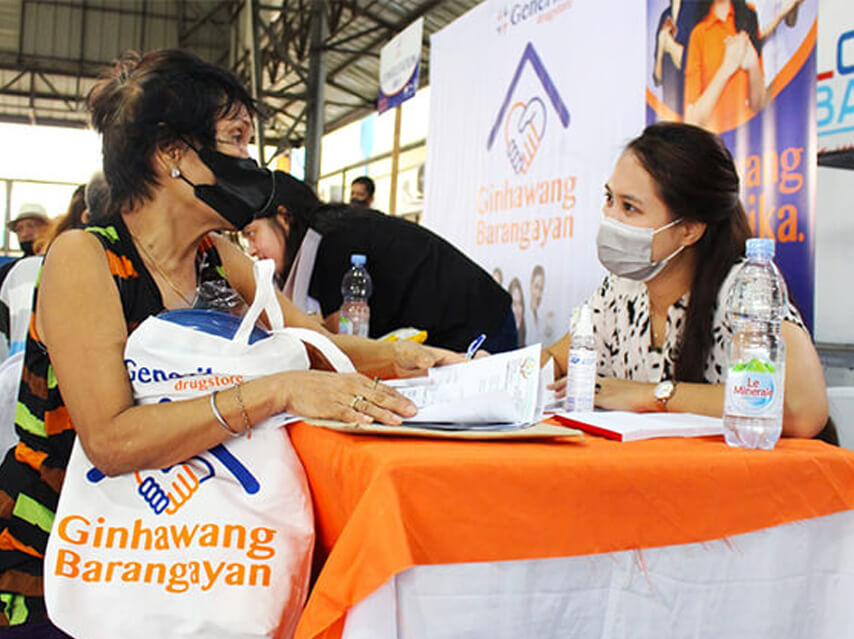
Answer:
338;254;372;337
564;304;596;412
723;238;787;450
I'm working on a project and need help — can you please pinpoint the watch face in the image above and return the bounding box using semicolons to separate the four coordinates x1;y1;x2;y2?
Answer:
655;380;675;400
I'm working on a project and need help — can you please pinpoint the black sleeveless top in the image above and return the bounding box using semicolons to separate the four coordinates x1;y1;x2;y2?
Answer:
0;214;233;626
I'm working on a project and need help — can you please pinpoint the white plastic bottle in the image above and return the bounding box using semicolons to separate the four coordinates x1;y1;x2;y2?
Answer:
564;304;596;412
338;254;372;338
723;238;787;450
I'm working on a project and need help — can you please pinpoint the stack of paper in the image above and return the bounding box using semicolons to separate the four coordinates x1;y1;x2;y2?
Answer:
385;344;543;430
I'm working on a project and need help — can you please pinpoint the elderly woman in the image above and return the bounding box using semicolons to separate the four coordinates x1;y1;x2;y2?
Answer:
0;49;456;634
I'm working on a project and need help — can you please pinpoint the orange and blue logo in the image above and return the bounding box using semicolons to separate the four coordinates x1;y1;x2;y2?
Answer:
487;42;570;175
496;7;510;35
86;442;259;516
519;355;538;380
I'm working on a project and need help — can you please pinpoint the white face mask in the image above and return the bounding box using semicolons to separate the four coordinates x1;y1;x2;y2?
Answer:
596;215;684;282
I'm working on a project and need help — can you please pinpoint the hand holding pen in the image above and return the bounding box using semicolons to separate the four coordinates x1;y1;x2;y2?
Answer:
465;333;487;359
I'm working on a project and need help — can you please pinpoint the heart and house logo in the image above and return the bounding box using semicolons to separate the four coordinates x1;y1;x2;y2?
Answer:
487;42;570;175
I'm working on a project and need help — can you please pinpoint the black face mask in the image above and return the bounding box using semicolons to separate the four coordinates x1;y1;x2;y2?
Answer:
19;241;34;256
180;144;277;230
350;197;369;207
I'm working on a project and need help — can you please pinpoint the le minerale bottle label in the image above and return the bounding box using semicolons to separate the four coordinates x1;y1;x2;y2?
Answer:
724;358;784;418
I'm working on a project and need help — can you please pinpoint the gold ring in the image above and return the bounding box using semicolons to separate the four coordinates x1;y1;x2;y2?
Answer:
350;394;364;410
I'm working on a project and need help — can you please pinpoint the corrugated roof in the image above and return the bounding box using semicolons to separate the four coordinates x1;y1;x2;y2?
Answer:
0;0;480;148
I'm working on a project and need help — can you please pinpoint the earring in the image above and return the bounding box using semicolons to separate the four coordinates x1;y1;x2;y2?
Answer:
171;167;181;178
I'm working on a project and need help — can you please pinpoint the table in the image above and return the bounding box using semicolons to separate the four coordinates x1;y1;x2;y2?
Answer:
287;422;854;639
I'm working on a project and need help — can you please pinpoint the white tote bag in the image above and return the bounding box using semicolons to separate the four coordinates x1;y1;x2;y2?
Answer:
45;259;352;639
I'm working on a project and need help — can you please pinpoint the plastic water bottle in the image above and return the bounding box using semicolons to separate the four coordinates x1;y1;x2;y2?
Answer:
338;254;372;337
723;238;787;450
564;304;596;412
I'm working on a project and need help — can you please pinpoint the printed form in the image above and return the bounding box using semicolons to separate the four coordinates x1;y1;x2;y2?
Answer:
387;344;543;429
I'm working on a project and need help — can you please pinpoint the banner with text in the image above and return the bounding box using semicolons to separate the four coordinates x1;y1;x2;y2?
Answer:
378;17;423;114
647;0;817;329
817;0;854;154
424;0;645;348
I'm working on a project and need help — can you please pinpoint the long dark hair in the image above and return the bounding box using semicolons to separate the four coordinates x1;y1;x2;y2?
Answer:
40;184;87;252
626;122;751;382
696;0;761;50
268;171;346;280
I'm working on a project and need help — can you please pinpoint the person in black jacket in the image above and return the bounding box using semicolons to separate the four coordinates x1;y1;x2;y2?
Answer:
242;172;518;353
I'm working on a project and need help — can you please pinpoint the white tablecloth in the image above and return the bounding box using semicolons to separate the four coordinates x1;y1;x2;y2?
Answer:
342;508;854;639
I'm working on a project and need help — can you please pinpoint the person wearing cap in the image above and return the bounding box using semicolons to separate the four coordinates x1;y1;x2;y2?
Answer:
242;171;518;354
7;203;48;257
0;204;50;357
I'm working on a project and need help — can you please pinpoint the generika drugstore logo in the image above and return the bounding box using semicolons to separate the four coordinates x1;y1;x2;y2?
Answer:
496;0;573;35
487;42;570;175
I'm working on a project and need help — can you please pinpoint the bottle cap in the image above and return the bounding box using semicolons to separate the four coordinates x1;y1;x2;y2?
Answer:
745;238;774;260
573;303;594;338
351;253;367;267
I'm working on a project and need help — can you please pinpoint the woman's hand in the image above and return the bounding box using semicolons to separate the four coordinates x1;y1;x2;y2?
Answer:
548;376;568;399
548;376;656;411
721;33;748;77
594;378;656;412
739;36;760;73
388;341;465;378
278;370;417;425
657;17;677;53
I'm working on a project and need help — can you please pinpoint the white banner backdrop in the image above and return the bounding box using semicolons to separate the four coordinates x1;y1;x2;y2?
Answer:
818;0;854;153
423;0;645;348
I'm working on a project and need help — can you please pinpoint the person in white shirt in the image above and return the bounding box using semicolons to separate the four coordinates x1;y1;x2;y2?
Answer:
543;122;826;439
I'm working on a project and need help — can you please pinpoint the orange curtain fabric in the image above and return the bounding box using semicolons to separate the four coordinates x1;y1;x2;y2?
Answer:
288;423;854;639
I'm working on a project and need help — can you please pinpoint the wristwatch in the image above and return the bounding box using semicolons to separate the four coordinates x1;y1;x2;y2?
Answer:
654;380;676;411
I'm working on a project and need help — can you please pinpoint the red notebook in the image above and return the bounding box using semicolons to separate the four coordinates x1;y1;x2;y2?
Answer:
552;410;723;442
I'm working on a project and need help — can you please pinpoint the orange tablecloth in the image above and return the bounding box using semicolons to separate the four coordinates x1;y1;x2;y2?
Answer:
287;423;854;639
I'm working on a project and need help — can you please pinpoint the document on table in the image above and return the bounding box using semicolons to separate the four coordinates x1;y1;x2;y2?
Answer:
538;357;558;413
303;418;583;440
386;344;542;428
552;410;724;441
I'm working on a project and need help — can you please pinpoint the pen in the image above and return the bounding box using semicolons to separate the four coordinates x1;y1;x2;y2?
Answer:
465;333;487;359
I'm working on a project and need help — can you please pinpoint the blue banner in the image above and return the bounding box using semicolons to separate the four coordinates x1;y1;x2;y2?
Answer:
646;0;817;330
378;18;423;114
378;62;420;114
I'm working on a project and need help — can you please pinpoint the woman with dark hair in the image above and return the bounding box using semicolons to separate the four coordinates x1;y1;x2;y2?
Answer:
0;49;456;634
543;122;826;438
683;0;765;132
242;172;517;353
57;183;88;231
37;183;90;254
507;277;526;348
652;0;702;117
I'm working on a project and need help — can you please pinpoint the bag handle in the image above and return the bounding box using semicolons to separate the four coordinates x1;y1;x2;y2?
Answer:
233;259;284;346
